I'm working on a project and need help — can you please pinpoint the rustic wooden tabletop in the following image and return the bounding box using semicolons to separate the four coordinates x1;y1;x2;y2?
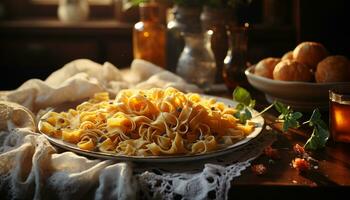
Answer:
215;86;350;199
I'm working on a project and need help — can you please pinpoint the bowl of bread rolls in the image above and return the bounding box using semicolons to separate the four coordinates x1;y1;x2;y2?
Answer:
245;41;350;111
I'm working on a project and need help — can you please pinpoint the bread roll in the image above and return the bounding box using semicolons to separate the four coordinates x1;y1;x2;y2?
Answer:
282;51;293;60
273;60;313;81
315;55;350;83
254;57;281;79
293;42;328;70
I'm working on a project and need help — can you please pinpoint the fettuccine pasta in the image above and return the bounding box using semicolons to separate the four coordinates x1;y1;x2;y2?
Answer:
39;87;255;156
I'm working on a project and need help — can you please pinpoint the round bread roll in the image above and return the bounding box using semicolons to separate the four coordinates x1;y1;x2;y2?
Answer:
254;57;281;79
273;60;313;81
315;55;350;83
293;42;328;69
282;51;293;60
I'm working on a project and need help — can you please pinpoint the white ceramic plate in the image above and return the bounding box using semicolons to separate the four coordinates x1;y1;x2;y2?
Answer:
245;65;350;111
38;96;264;163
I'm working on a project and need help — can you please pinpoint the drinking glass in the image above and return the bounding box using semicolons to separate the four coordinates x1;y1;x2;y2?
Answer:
329;88;350;143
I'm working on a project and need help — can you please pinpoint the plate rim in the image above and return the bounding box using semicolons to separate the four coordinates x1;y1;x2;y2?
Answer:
38;95;265;163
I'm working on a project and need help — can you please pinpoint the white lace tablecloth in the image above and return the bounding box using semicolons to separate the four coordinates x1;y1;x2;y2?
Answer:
0;59;275;200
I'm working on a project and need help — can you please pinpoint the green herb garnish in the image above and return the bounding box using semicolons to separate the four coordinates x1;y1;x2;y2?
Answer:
232;87;329;150
274;101;303;132
233;86;255;108
303;109;329;150
233;86;255;124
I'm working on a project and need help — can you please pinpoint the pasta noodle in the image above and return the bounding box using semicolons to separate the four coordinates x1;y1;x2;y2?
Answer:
39;87;256;156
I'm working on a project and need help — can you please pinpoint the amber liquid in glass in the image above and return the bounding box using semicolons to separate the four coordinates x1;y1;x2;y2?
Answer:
133;3;166;68
133;23;166;68
330;100;350;142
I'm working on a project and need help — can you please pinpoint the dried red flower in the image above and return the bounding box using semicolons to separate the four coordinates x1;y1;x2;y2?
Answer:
292;158;310;172
293;144;305;155
251;164;267;175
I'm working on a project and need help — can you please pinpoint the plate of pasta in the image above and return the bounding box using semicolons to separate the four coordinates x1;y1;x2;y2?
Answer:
38;87;264;162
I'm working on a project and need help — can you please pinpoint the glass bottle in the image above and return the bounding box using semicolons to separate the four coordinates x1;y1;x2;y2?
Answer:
222;24;249;91
166;7;184;73
200;6;231;83
175;5;202;34
166;5;202;72
176;31;216;90
133;2;166;68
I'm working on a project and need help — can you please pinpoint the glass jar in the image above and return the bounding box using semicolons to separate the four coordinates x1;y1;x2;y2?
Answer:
133;2;166;68
222;24;249;91
176;31;216;90
329;88;350;143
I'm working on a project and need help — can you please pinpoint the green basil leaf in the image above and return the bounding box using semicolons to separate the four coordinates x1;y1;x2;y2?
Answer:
233;112;240;119
233;86;252;107
234;107;253;124
288;117;300;129
292;112;303;120
244;108;252;120
307;109;328;129
279;111;300;132
274;101;288;115
304;109;329;150
304;124;329;150
282;118;297;132
235;103;245;111
308;108;321;123
282;120;290;132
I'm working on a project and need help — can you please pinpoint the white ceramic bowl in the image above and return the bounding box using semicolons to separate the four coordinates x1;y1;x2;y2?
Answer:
245;65;350;111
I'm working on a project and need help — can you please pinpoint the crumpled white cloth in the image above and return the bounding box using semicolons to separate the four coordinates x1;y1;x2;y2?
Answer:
0;101;136;200
0;59;274;200
0;59;200;112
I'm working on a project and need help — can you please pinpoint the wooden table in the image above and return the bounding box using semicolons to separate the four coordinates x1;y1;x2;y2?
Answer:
212;87;350;198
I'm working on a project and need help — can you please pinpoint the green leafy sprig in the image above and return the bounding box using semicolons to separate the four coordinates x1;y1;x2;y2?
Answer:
232;87;255;124
303;109;329;150
233;86;329;150
274;101;303;132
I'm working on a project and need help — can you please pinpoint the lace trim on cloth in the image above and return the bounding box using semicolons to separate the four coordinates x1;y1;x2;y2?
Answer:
136;131;275;200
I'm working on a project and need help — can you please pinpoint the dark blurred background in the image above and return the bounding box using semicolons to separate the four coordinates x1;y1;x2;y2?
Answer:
0;0;349;90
